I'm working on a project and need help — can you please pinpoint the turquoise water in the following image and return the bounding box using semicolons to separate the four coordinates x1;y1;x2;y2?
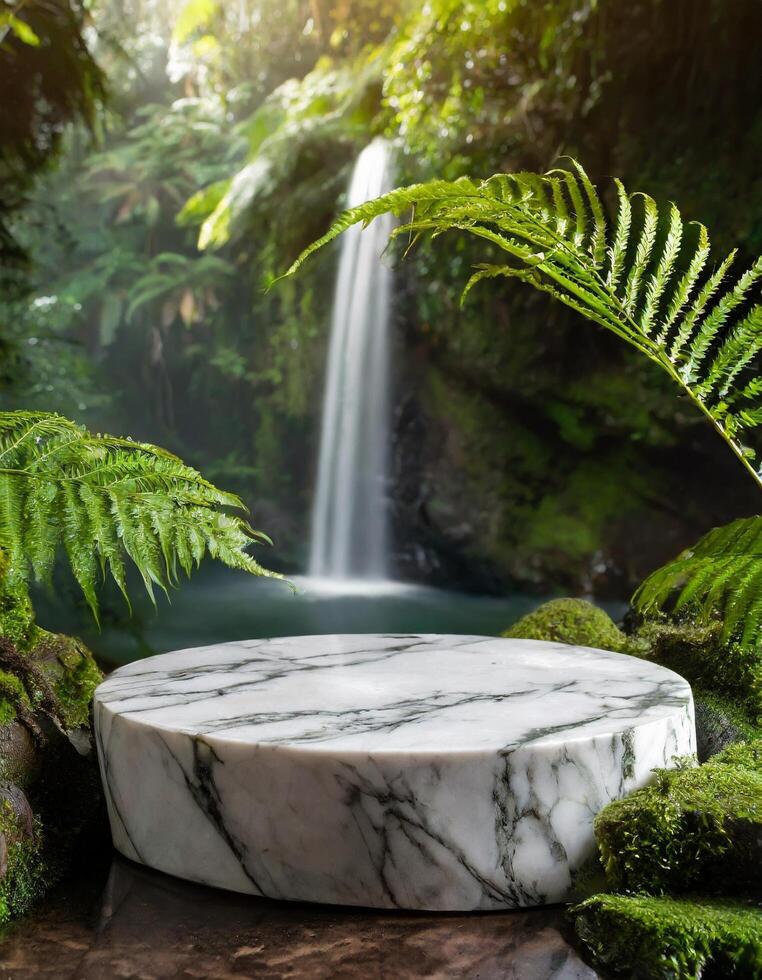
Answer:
38;566;626;667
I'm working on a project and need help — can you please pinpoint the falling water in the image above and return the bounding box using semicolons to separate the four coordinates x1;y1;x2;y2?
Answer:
309;139;394;580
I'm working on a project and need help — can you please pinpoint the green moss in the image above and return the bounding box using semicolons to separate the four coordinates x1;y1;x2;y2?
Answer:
41;638;102;730
711;739;762;770
0;671;30;726
0;552;46;654
503;597;629;652
595;739;762;896
572;893;762;979
518;453;654;568
0;582;43;655
633;617;762;723
0;801;47;925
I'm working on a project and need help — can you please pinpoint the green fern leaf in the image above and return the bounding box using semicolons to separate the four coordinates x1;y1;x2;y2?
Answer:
606;179;631;291
684;256;762;383
280;157;762;642
0;411;278;617
280;157;762;490
657;223;710;343
634;516;762;647
640;204;682;335
622;194;659;316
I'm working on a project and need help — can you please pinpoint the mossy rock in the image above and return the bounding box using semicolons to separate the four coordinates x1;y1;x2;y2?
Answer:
0;571;106;923
692;688;762;762
572;893;762;979
0;671;30;728
29;632;103;732
632;617;762;724
503;597;629;652
0;787;47;924
595;739;762;897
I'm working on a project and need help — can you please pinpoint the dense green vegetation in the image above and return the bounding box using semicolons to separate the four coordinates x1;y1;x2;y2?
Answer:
0;412;275;622
285;162;762;644
0;0;104;268
4;0;761;594
0;3;277;627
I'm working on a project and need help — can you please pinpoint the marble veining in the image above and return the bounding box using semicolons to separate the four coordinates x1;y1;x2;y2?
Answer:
94;634;695;911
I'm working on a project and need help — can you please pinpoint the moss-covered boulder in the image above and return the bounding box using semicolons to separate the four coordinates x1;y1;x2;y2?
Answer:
573;893;762;979
595;740;762;897
0;573;106;923
503;597;629;652
692;689;762;761
632;617;762;725
0;785;46;924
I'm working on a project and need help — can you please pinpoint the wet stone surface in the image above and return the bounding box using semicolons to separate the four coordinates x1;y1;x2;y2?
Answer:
0;856;599;979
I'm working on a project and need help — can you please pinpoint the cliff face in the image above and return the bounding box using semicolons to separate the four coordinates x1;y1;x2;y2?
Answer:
386;285;759;598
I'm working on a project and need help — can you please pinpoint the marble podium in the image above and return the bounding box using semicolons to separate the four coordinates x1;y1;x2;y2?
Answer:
93;634;695;911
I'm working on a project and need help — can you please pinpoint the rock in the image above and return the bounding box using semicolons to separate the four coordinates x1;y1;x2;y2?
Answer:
0;784;34;839
0;781;45;923
625;615;762;758
693;689;762;762
632;616;762;723
0;571;107;923
594;739;762;897
502;597;629;652
0;720;39;788
571;893;762;978
27;631;103;733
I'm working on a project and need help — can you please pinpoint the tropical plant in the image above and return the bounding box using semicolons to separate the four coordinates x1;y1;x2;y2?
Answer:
634;518;762;647
0;411;275;621
182;55;386;252
0;0;104;266
282;160;762;642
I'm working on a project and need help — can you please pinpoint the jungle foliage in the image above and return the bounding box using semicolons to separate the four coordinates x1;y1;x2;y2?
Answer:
285;162;762;485
0;5;275;620
0;412;274;621
3;0;762;596
0;0;104;267
284;161;762;642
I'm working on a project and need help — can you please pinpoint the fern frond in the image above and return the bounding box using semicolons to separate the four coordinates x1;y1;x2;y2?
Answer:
657;223;710;342
634;516;762;648
281;159;762;490
683;256;762;383
622;193;658;316
569;159;607;266
640;203;682;335
668;250;737;361
606;179;631;291
0;412;277;619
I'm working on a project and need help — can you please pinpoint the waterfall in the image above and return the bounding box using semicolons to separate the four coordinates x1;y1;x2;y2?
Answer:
309;139;394;580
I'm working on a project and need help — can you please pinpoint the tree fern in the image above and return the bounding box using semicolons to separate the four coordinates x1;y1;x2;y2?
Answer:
282;159;762;643
0;412;276;621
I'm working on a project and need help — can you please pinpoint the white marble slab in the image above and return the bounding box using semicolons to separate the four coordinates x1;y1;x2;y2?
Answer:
94;634;695;911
